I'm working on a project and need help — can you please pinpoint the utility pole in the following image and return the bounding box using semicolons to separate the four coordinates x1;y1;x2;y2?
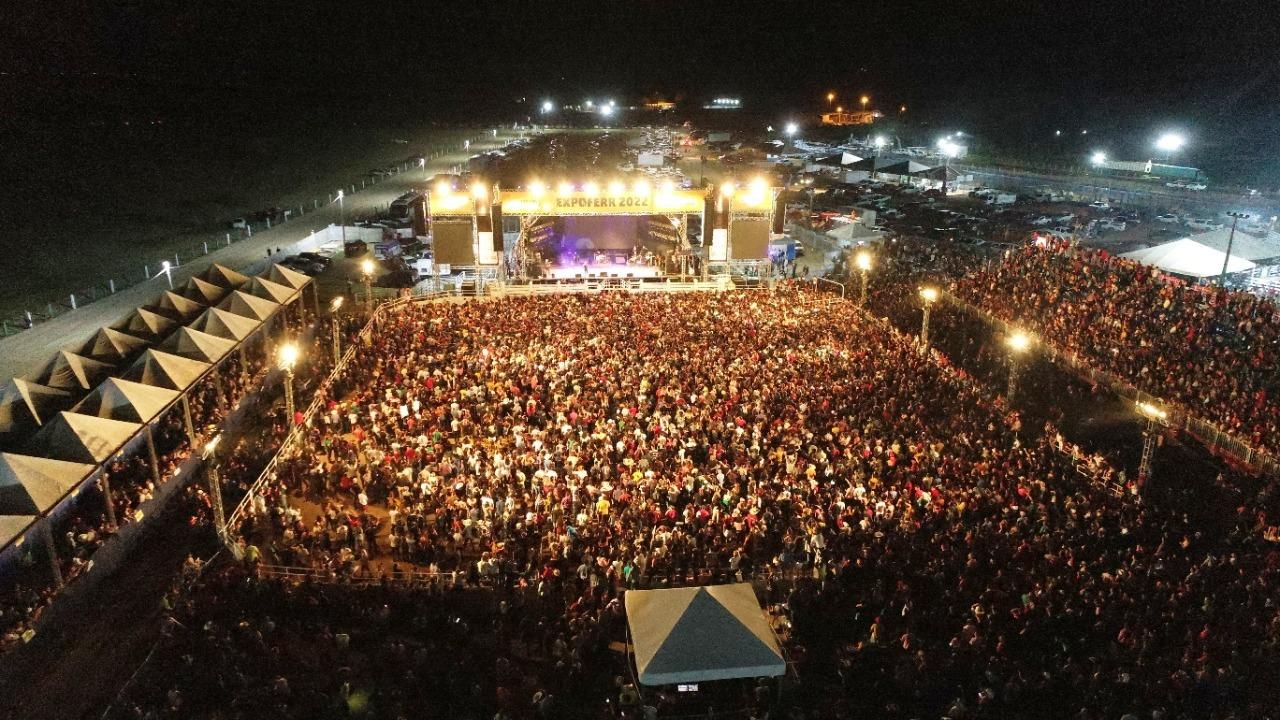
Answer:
1219;212;1246;285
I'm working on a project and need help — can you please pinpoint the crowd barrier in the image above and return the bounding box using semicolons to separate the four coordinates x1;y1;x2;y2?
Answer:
940;289;1280;477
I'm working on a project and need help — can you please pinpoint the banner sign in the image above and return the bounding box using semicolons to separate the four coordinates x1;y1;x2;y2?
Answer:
501;190;706;216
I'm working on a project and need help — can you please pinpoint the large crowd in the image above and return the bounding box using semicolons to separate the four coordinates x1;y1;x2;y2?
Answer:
107;290;1280;719
953;243;1280;457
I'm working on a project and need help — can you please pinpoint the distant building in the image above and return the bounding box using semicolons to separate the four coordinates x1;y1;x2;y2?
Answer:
644;100;676;111
1094;159;1204;181
821;110;879;126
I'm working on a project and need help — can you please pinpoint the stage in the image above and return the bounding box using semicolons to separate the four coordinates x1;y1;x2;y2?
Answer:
546;263;661;280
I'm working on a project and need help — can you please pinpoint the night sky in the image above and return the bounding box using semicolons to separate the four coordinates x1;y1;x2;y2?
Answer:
4;1;1280;179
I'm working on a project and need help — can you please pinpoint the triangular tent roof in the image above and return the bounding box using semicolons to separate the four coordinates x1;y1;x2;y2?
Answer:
877;160;932;175
190;307;262;342
0;453;96;514
0;379;73;432
27;351;116;391
1120;238;1256;278
626;584;785;686
913;165;960;181
0;515;37;549
77;327;150;364
180;276;229;305
216;290;279;322
112;308;178;341
27;412;141;464
122;350;211;391
157;327;236;364
147;291;206;321
245;275;298;304
200;263;251;289
72;378;180;425
267;263;311;290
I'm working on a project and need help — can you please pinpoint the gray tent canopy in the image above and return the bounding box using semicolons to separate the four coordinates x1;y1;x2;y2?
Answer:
27;411;142;464
113;308;179;342
0;379;73;435
180;277;229;306
122;350;211;392
216;290;279;322
0;452;97;514
200;263;251;290
626;584;786;686
27;351;116;392
157;327;237;365
267;263;311;290
77;327;151;364
72;378;180;425
245;276;299;305
0;515;38;548
147;291;207;322
189;307;262;342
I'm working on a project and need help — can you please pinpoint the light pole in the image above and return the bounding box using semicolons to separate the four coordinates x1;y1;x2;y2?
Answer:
361;258;375;310
336;190;346;249
1154;132;1185;164
937;138;960;196
919;287;938;352
855;250;872;306
330;296;344;365
1136;401;1168;491
1219;212;1247;285
1005;331;1031;404
203;434;227;545
278;342;298;426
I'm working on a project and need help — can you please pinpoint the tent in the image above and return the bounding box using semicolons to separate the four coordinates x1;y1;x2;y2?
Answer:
76;327;151;364
147;291;207;322
1121;238;1256;279
245;275;299;305
626;584;785;686
0;452;97;514
122;350;211;392
112;308;178;342
216;290;280;322
827;222;887;245
180;277;229;306
0;379;73;432
189;307;262;342
200;263;251;290
0;515;37;549
1183;227;1280;263
912;165;961;182
27;412;142;464
266;263;311;290
157;327;237;364
27;351;116;391
876;160;932;177
72;378;180;425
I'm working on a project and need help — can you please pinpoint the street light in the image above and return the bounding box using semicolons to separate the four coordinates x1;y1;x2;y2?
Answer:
1219;212;1249;285
826;91;835;103
278;343;299;425
160;260;173;289
202;434;227;544
361;258;375;309
855;250;872;305
541;99;554;114
1155;132;1186;154
600;105;614;118
336;190;346;249
918;287;938;352
937;139;960;196
1005;331;1031;404
784;122;798;138
330;296;344;365
860;94;869;109
1136;401;1168;490
1090;151;1107;166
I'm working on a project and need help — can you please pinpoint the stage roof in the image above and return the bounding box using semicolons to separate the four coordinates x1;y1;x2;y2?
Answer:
626;583;785;686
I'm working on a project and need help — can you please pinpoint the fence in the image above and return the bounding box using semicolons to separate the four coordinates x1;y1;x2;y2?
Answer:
940;289;1280;476
0;136;494;338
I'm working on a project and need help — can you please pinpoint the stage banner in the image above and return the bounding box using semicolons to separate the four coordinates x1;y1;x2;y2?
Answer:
501;190;706;216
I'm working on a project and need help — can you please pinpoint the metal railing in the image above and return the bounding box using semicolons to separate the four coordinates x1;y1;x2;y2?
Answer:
940;288;1280;476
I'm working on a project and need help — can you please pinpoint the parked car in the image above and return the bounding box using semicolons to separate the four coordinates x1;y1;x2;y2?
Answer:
1185;182;1207;191
1186;218;1224;231
280;256;325;275
1098;219;1127;232
1166;180;1187;189
297;252;333;268
1088;201;1111;210
1154;213;1181;224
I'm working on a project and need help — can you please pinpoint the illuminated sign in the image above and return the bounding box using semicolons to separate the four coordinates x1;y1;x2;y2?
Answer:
501;190;707;216
428;193;476;216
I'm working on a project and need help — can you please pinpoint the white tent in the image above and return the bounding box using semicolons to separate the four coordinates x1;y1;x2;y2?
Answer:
625;584;785;686
122;350;211;392
27;351;116;391
0;515;37;548
189;307;262;342
216;290;279;322
27;411;142;464
72;378;180;425
1184;227;1280;262
157;327;237;365
0;379;72;434
1121;238;1256;279
0;452;96;514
